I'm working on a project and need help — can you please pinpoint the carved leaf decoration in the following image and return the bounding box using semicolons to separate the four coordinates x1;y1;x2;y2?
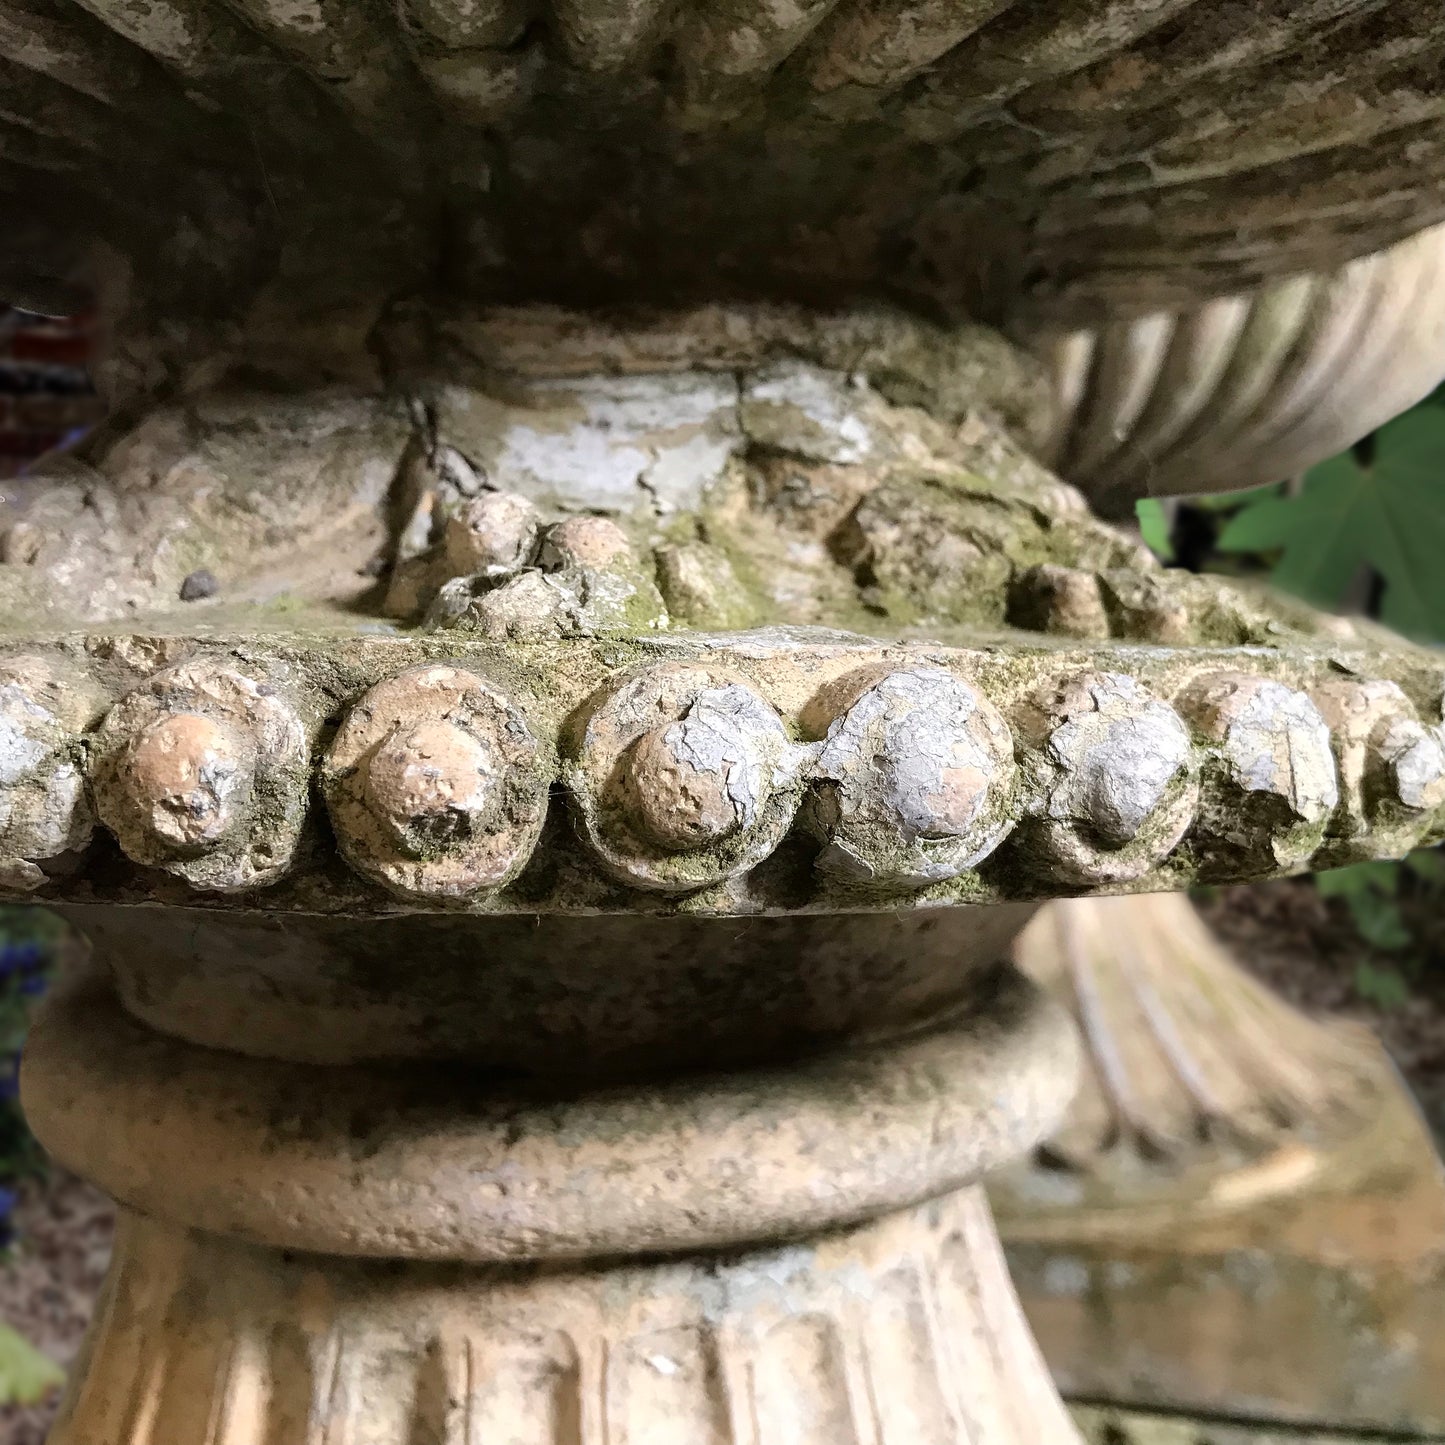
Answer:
1217;410;1445;642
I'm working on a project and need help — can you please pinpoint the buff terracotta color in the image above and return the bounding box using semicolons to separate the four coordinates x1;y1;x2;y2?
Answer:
6;3;1445;1442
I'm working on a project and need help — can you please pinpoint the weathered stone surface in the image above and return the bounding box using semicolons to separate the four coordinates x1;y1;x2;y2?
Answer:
1033;220;1445;507
1002;1069;1445;1436
64;899;1041;1071
34;1184;1080;1445
9;4;1445;1439
0;655;100;891
443;490;541;580
805;665;1018;888
7;0;1445;384
995;895;1386;1197
2;622;1442;915
0;390;410;624
1071;1405;1411;1444
26;968;1076;1257
565;661;808;893
1011;673;1197;885
1313;677;1445;859
1181;672;1340;877
91;657;312;892
994;893;1445;1433
654;541;757;629
321;663;549;904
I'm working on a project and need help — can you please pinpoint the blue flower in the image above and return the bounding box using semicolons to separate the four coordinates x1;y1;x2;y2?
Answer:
0;942;44;982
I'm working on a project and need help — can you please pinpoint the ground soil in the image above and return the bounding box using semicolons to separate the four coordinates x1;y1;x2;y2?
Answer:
0;1170;113;1445
1;880;1442;1444
1198;878;1445;1151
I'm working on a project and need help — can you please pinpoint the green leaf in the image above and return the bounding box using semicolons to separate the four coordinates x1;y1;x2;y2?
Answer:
1134;499;1174;561
1353;960;1411;1010
1314;861;1403;899
1405;846;1445;885
0;1323;63;1406
1345;891;1413;952
1216;410;1445;641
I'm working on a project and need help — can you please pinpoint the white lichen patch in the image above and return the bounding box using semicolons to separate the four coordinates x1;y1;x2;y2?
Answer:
1216;682;1338;822
1017;672;1197;886
1383;720;1445;814
808;666;1016;887
432;373;743;516
739;361;875;464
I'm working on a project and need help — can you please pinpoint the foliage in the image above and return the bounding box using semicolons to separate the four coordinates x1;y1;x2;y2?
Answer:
1311;852;1445;1007
1216;409;1445;640
0;1323;64;1406
1134;496;1175;562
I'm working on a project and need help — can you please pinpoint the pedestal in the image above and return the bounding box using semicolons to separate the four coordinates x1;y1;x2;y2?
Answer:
5;299;1445;1443
994;895;1445;1435
25;961;1081;1445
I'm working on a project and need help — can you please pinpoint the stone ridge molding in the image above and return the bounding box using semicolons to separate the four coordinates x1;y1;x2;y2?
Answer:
27;969;1077;1258
3;629;1443;914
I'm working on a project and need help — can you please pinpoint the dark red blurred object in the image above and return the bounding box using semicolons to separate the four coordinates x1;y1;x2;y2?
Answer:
0;307;103;480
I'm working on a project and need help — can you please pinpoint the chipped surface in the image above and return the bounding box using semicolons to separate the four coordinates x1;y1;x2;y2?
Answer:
431;373;743;518
807;665;1017;887
1015;672;1197;886
1183;673;1340;875
91;658;310;892
321;663;549;903
566;662;808;892
0;657;97;891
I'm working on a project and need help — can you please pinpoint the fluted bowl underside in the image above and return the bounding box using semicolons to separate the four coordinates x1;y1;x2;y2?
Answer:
5;0;1445;333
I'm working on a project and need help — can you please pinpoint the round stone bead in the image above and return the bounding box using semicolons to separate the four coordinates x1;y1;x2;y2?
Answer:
566;662;807;893
322;664;548;904
1180;672;1339;876
93;660;310;892
1011;671;1197;885
805;666;1016;888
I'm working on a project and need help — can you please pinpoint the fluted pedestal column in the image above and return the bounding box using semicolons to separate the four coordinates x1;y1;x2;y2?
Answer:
993;894;1445;1434
24;949;1081;1445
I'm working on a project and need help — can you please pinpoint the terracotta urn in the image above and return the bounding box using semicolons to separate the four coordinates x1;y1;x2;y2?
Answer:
4;1;1445;1440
